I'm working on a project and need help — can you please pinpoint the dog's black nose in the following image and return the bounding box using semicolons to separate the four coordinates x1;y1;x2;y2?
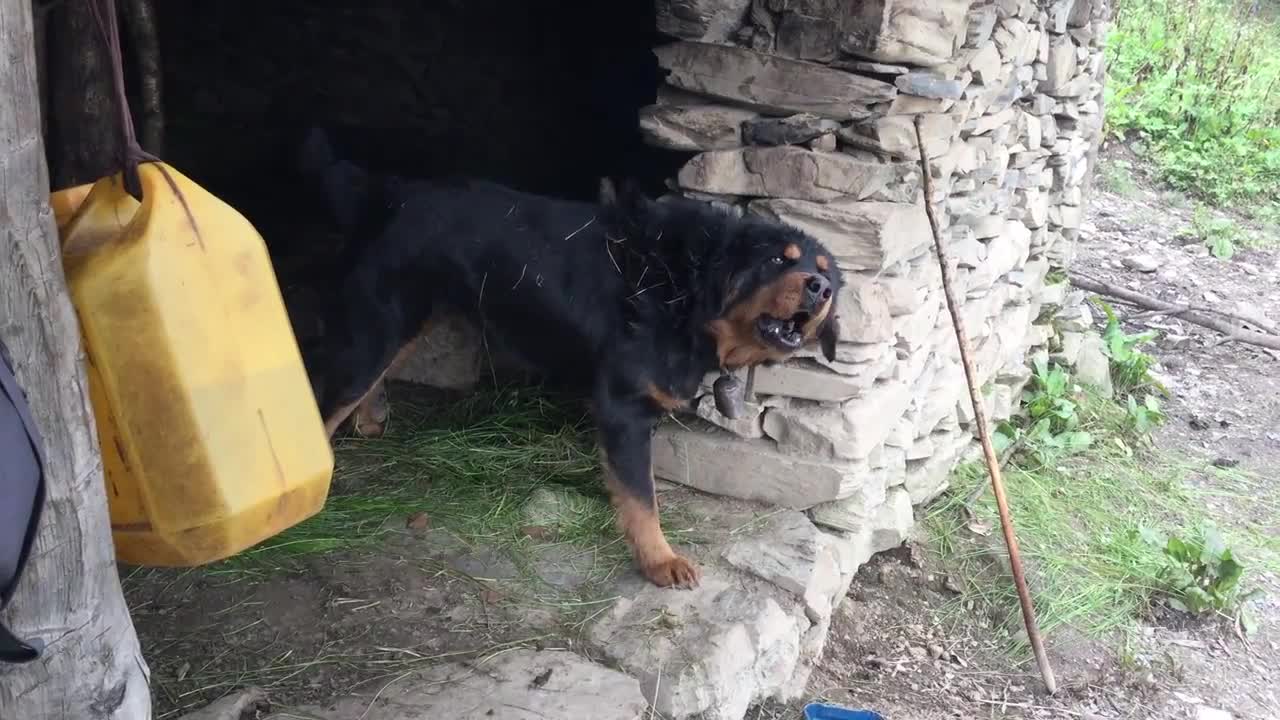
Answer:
804;274;832;309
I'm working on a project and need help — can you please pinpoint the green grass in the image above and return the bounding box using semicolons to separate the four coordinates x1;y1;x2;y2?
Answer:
1106;0;1280;206
206;385;624;579
126;386;635;718
1097;158;1139;197
927;392;1280;647
1178;204;1279;254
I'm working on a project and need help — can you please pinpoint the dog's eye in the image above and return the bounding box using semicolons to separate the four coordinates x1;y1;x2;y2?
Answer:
770;256;786;265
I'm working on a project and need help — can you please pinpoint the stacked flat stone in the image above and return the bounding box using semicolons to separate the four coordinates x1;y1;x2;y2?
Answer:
650;0;1107;544
591;2;1111;716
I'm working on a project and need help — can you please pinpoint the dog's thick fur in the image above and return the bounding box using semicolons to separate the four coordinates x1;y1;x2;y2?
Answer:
299;129;843;588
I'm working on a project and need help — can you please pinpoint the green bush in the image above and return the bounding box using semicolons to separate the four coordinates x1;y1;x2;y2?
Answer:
995;359;1093;466
1093;298;1166;396
1106;0;1280;206
1140;525;1256;617
1098;158;1139;196
1189;205;1254;257
1125;394;1166;435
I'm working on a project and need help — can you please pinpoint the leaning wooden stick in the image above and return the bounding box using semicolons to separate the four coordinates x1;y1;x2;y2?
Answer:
913;116;1058;695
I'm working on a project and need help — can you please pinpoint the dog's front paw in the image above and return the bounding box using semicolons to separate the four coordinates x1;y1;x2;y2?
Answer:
642;553;702;589
352;384;390;437
352;417;385;438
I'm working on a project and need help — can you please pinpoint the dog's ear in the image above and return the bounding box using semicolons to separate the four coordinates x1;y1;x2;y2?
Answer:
599;177;619;207
601;177;652;210
299;127;371;234
818;314;838;362
600;177;657;236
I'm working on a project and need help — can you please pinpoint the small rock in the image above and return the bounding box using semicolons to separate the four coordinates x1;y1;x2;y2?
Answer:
406;512;432;531
519;524;554;541
927;644;945;660
1122;254;1159;273
895;71;968;100
639;104;756;151
179;689;268;720
966;5;998;47
529;668;553;689
1075;333;1114;399
742;113;841;147
831;59;911;76
1211;457;1239;469
523;487;592;530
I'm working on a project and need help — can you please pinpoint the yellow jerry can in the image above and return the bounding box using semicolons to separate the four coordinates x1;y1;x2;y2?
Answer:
53;163;333;566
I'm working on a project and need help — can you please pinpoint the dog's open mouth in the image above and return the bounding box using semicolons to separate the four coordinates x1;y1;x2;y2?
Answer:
757;311;810;351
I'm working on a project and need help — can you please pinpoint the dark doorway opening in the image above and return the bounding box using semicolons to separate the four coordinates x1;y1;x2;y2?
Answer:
153;0;682;271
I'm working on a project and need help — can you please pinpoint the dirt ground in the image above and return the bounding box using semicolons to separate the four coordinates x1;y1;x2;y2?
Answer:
782;148;1280;720
124;148;1280;720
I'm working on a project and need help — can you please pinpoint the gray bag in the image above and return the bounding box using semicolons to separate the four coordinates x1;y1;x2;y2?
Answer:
0;339;46;663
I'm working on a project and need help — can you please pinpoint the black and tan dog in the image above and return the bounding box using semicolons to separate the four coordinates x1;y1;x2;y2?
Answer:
299;129;842;588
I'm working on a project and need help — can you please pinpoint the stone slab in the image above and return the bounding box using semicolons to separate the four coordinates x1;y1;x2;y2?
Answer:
677;146;919;203
639;103;757;151
653;422;871;507
748;198;932;272
269;649;648;720
840;0;972;67
656;41;895;118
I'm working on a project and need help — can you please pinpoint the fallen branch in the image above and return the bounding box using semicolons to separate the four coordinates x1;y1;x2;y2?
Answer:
970;699;1092;717
178;688;268;720
914;116;1058;696
1114;285;1280;334
1070;274;1280;351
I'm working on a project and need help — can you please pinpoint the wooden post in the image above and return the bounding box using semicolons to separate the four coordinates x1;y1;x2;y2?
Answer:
0;0;153;716
46;0;121;188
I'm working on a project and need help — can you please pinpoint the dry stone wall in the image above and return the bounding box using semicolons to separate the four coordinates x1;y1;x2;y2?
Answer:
648;0;1109;548
594;1;1111;715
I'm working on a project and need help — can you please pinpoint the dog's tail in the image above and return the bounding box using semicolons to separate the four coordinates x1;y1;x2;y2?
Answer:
297;126;376;235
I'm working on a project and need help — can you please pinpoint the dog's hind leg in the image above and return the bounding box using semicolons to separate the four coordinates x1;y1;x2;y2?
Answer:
315;265;435;439
346;323;429;438
595;390;701;588
322;340;417;438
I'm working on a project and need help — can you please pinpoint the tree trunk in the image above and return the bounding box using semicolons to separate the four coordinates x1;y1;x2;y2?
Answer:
0;0;152;717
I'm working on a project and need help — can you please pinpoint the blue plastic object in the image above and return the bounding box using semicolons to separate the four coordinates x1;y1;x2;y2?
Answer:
802;703;884;720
